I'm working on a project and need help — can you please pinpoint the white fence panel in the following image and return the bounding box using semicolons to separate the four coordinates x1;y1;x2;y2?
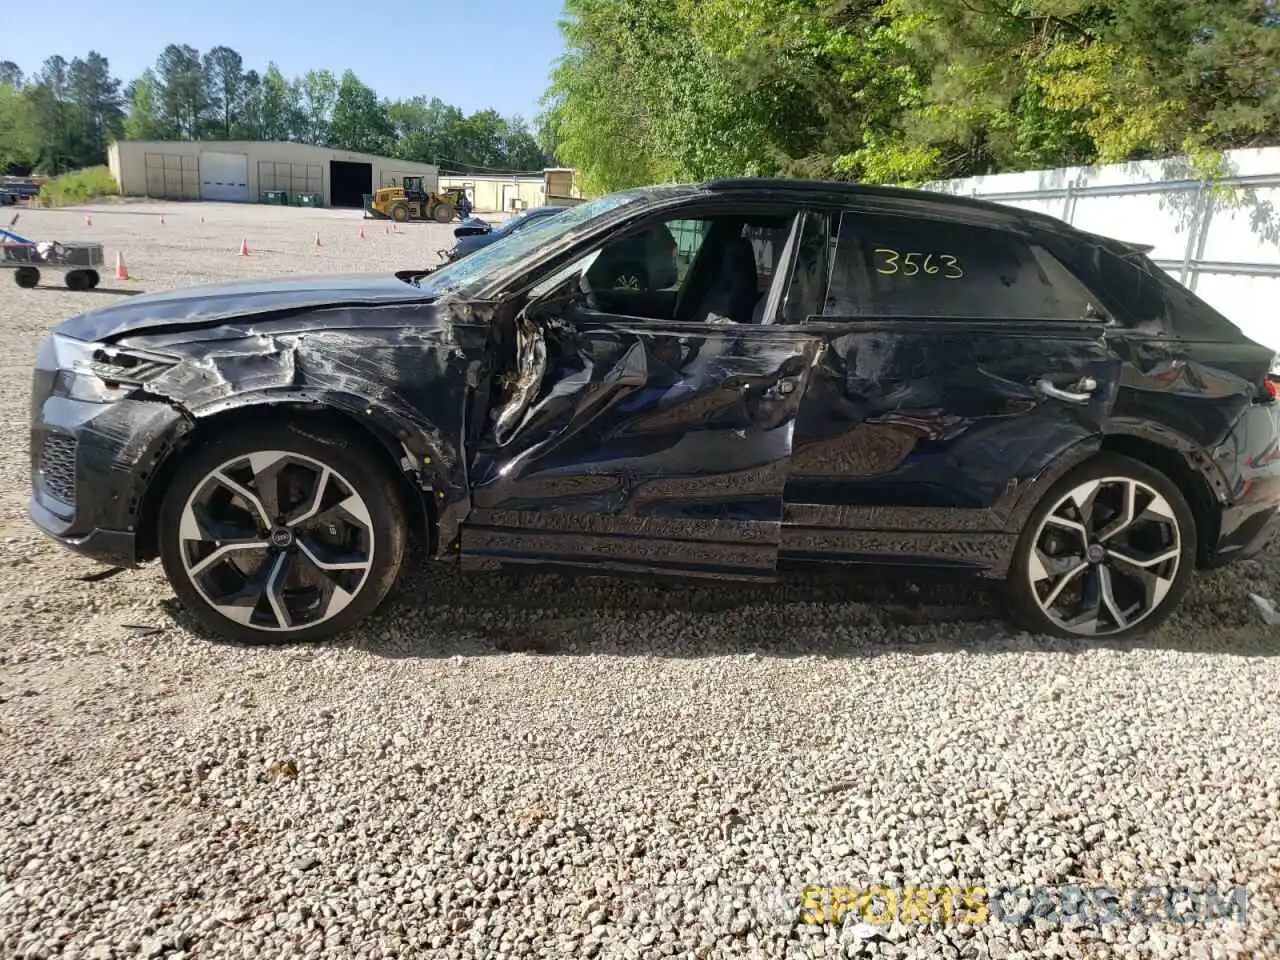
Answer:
923;147;1280;350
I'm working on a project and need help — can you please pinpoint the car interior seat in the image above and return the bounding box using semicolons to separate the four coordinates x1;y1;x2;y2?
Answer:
689;235;760;324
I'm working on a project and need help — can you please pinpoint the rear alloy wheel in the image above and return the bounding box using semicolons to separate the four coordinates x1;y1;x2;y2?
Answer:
1008;453;1195;639
159;425;408;643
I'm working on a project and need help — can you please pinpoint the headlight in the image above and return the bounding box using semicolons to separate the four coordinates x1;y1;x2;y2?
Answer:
47;334;178;403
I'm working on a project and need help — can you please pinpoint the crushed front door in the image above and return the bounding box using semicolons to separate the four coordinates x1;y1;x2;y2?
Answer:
463;314;819;580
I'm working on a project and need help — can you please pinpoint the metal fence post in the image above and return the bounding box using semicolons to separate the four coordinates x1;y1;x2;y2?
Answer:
1062;179;1075;224
1187;184;1217;293
1179;181;1209;287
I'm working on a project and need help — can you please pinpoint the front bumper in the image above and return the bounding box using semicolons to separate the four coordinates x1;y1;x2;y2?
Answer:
29;392;188;567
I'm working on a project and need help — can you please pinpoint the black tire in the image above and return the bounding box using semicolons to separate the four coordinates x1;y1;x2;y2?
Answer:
432;202;456;223
14;266;38;288
84;269;100;289
65;270;91;291
390;202;411;223
604;261;649;291
157;422;409;644
1006;452;1196;640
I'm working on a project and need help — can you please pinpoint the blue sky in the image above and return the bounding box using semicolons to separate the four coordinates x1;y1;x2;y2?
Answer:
4;0;567;121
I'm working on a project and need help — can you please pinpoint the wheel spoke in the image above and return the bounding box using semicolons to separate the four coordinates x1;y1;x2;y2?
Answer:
247;451;290;523
1113;558;1171;610
1097;564;1128;630
284;466;333;527
298;536;372;573
211;470;271;530
1061;564;1104;633
1042;561;1089;608
264;552;292;629
1105;546;1180;569
1067;479;1102;530
1044;514;1089;547
188;539;269;577
208;550;280;627
307;494;374;535
293;547;358;619
1096;479;1137;542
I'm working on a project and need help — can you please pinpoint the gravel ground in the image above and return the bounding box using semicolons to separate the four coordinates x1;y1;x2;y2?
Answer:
0;200;1278;960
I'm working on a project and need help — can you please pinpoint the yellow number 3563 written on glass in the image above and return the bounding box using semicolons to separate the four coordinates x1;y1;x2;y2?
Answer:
873;248;964;279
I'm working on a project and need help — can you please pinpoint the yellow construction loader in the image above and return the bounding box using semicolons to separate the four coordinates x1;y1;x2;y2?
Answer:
366;176;465;223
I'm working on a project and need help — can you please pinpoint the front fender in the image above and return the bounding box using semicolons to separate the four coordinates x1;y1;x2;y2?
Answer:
184;388;472;555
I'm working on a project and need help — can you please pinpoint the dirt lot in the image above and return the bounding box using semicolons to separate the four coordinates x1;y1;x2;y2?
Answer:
0;201;1277;959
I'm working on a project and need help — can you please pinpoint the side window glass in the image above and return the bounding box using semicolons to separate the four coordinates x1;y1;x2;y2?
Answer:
668;219;712;287
743;221;793;295
824;212;1097;320
781;212;831;323
587;219;701;293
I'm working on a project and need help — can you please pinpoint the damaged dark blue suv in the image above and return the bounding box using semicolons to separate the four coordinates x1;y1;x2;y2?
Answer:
29;179;1280;643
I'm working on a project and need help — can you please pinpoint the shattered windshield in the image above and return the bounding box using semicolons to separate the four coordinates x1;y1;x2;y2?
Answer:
407;191;647;298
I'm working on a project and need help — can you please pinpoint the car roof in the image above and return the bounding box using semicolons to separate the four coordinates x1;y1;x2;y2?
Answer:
703;176;1061;224
691;176;1152;251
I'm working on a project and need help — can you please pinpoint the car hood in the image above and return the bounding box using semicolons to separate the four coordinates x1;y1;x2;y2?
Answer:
452;233;497;257
56;273;434;343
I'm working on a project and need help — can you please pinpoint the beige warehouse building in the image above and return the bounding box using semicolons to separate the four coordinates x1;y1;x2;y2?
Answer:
439;168;583;213
107;140;440;208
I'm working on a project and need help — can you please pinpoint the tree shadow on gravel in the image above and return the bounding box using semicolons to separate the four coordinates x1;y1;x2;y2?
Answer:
316;551;1280;661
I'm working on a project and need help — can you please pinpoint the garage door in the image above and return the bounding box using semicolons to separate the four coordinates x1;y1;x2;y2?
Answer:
200;152;249;202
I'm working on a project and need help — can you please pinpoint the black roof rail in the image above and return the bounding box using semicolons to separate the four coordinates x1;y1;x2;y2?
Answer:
702;176;1100;236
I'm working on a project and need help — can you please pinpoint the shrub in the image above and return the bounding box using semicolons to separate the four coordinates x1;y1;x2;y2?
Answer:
36;166;119;206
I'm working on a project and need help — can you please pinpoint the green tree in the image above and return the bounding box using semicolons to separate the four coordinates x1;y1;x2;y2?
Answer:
0;83;41;172
155;44;207;138
258;64;301;141
66;52;124;163
299;69;338;145
235;69;263;139
123;69;171;140
202;46;245;139
329;70;391;153
26;57;76;173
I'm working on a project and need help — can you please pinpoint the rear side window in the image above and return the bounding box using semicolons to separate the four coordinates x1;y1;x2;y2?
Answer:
824;212;1097;320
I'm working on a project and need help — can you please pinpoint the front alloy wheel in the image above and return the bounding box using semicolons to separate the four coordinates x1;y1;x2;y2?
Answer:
1010;454;1195;639
159;425;407;643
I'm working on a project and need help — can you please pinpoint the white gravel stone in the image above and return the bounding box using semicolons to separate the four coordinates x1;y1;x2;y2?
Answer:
0;200;1278;959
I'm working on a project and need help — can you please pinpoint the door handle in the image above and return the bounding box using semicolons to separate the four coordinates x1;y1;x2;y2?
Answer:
1034;375;1097;404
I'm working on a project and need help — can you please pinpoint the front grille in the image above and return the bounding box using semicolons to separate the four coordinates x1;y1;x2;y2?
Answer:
39;435;78;505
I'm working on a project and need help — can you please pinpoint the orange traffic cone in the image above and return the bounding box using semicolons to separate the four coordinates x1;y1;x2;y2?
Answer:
314;232;322;248
114;251;129;281
358;227;365;240
84;214;92;227
238;238;249;257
